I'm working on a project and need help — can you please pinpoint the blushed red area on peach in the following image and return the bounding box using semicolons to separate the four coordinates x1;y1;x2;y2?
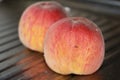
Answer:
44;17;104;75
19;2;67;52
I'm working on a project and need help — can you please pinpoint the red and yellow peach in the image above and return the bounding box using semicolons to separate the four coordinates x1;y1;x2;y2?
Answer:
19;1;67;52
44;17;105;75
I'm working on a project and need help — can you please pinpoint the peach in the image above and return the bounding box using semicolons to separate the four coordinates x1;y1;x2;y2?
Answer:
44;17;105;75
19;1;67;52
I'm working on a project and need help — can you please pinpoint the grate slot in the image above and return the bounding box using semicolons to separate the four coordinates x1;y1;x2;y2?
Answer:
101;49;120;71
0;40;21;53
0;34;18;45
106;35;120;51
0;28;17;39
101;22;119;32
0;53;26;72
0;53;42;80
0;45;24;62
0;18;18;26
8;54;44;80
104;26;120;40
105;46;120;60
0;23;17;32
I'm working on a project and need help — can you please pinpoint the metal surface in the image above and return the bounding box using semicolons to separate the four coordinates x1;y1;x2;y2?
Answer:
0;0;120;80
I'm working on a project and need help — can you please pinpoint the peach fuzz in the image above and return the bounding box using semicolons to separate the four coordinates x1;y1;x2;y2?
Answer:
44;17;105;75
19;1;67;52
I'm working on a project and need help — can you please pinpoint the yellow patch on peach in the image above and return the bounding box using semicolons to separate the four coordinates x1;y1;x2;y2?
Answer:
19;1;67;52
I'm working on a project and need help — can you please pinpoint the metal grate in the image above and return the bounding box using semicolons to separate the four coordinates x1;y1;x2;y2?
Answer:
0;0;120;80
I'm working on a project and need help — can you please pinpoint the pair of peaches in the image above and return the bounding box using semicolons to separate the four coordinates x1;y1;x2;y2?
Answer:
19;1;104;75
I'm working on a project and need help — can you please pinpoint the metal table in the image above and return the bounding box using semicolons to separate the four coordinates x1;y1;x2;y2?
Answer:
0;0;120;80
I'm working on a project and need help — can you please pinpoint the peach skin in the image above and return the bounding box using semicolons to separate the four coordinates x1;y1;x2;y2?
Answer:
19;1;67;52
44;17;105;75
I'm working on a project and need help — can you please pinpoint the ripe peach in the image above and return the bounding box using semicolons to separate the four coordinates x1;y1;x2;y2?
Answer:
44;17;105;75
19;1;67;52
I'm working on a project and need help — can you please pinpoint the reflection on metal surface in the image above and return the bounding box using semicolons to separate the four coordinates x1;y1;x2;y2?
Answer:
16;49;102;80
16;49;70;80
